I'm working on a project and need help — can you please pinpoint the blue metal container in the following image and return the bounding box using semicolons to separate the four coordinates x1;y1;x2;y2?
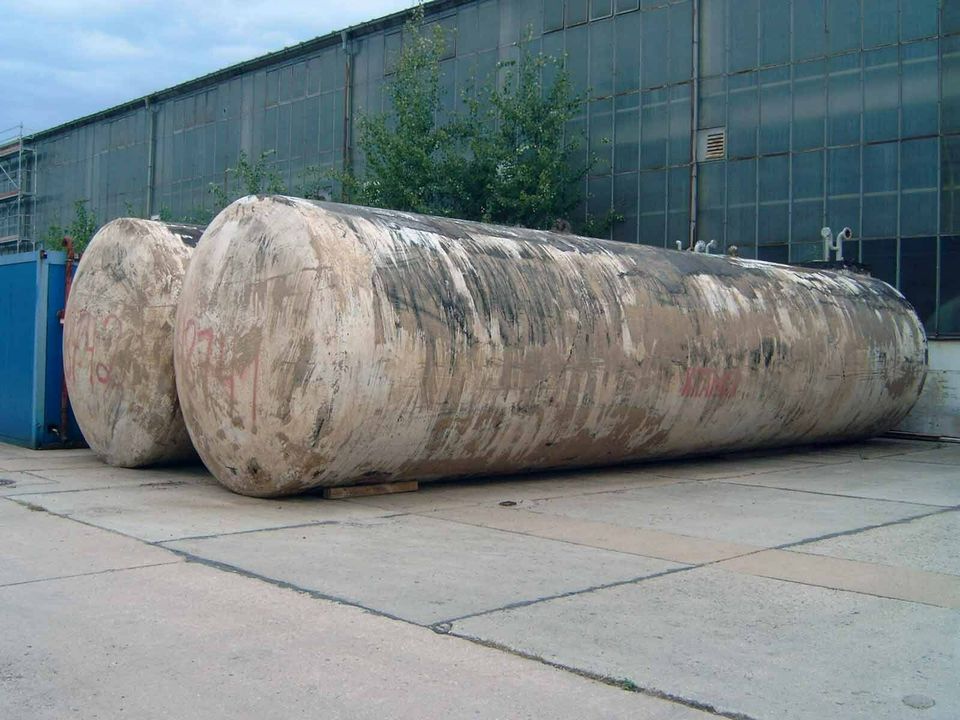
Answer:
0;250;83;448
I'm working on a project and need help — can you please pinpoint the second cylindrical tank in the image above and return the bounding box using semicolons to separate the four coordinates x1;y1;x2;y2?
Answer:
174;195;926;497
64;218;203;466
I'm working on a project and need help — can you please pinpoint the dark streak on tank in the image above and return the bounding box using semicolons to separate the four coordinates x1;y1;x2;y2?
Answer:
174;195;928;497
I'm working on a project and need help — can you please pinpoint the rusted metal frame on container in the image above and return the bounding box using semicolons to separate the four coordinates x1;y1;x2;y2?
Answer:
57;236;76;441
687;0;700;251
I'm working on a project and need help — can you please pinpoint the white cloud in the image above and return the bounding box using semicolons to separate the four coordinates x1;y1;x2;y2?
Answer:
73;29;152;60
0;0;418;131
11;0;149;16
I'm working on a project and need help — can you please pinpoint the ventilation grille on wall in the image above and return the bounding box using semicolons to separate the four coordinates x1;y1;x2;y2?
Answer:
697;127;727;162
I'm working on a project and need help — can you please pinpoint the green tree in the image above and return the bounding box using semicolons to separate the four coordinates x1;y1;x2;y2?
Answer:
336;10;469;214
303;8;618;237
44;199;99;253
462;44;597;230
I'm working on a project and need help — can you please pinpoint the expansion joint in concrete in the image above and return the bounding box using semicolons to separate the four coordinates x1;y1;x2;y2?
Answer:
443;633;763;720
0;561;182;590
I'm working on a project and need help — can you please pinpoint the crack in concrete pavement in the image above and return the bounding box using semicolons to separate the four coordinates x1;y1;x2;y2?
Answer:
0;561;183;590
771;504;960;552
440;633;764;720
715;479;958;508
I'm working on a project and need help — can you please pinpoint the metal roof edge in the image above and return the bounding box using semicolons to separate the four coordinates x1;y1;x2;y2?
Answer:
26;0;467;142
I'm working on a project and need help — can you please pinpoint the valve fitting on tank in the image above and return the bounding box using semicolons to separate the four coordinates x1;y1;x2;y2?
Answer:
822;226;853;262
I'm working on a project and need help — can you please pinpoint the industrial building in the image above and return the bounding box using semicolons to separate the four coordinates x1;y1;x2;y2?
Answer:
0;0;957;433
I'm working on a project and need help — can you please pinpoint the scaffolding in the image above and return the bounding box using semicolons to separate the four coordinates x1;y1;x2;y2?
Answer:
0;124;36;253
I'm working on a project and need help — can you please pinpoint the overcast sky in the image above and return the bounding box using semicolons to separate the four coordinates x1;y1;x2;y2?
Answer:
0;0;417;135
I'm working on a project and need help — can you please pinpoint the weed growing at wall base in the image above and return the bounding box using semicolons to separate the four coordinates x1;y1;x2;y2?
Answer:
43;200;98;253
210;150;287;213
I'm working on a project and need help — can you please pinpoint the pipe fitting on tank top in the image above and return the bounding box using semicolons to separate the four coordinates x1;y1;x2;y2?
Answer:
822;226;853;262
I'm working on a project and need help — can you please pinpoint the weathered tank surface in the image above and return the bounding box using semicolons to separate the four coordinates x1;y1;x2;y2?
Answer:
64;218;203;466
174;195;927;497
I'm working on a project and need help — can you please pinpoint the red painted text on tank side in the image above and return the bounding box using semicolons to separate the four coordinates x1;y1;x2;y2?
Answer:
680;368;741;399
181;317;259;430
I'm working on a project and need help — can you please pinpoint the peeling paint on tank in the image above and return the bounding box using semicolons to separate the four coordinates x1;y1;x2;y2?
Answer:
174;196;927;497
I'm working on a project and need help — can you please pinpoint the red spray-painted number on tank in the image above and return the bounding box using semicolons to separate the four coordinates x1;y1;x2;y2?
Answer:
680;368;741;399
179;318;260;432
64;310;122;388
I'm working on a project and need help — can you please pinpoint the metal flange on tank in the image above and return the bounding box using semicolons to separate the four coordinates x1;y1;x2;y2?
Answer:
64;218;203;467
171;196;927;498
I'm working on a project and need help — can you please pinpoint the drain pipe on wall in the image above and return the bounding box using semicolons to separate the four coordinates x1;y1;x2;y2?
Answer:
145;97;157;217
687;0;700;250
341;30;354;192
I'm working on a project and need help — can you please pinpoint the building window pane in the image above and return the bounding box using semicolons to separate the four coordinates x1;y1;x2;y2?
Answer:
863;0;897;47
899;237;937;332
939;237;960;335
946;0;960;34
827;53;861;146
544;0;564;32
862;141;898;237
791;241;822;262
863;47;899;142
944;136;960;235
669;2;694;84
613;172;639;242
697;161;725;245
614;10;642;93
727;158;757;248
669;84;692;165
590;19;615;98
827;145;861;232
728;72;758;158
699;76;726;129
592;0;613;19
792;150;825;243
901;41;938;139
642;7;669;89
384;32;402;75
760;67;790;154
588;174;613;226
567;0;589;26
826;0;861;56
566;25;589;95
900;0;937;41
793;60;826;150
758;154;789;243
942;36;960;134
900;137;938;236
729;0;759;72
639;168;667;245
614;93;640;173
793;0;826;61
700;0;727;76
759;0;790;66
758;244;789;262
668;167;691;249
641;88;668;168
861;237;897;287
590;99;614;175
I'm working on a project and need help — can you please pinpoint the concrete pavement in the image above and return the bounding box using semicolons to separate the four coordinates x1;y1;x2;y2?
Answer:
1;437;957;719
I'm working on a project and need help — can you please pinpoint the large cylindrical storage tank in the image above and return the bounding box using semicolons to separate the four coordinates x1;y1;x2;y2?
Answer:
175;196;926;497
64;218;203;467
